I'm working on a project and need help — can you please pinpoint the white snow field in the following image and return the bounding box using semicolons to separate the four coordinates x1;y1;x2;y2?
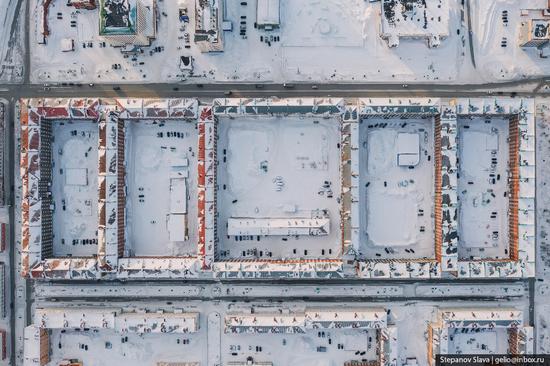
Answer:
447;328;509;354
47;329;207;366
457;116;510;260
29;0;550;85
358;117;435;260
125;119;198;257
221;328;379;366
51;120;99;257
216;115;342;260
472;0;550;82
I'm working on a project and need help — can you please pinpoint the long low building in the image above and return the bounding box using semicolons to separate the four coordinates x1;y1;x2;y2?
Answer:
227;217;330;236
225;308;388;333
34;307;200;333
25;308;200;366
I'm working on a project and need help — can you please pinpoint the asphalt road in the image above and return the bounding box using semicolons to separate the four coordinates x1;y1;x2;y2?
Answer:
466;0;476;69
0;76;549;101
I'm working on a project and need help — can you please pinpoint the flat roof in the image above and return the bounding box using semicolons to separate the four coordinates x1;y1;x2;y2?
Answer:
99;0;137;35
381;0;449;39
257;0;280;26
532;20;550;39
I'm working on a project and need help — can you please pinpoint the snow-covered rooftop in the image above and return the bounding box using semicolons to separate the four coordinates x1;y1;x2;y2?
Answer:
256;0;280;27
18;97;536;280
381;0;450;48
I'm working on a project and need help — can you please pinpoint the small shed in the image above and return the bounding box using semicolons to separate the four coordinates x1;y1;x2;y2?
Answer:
396;132;420;166
61;38;75;52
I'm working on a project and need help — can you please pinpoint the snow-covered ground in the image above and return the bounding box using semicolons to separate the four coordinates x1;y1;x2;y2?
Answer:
0;0;24;82
47;329;207;366
216;115;342;260
358;117;435;260
457;116;510;260
221;329;379;366
51;120;99;257
125;119;198;257
447;328;509;354
471;0;550;82
28;0;550;84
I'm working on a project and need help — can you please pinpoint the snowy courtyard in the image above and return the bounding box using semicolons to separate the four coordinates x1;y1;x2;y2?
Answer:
222;328;379;366
28;300;532;366
125;119;198;257
216;116;342;260
457;116;510;260
51;120;98;258
47;329;206;366
447;328;510;355
358;117;435;260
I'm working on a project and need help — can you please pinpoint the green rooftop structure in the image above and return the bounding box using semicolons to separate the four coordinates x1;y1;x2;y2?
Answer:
98;0;156;46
